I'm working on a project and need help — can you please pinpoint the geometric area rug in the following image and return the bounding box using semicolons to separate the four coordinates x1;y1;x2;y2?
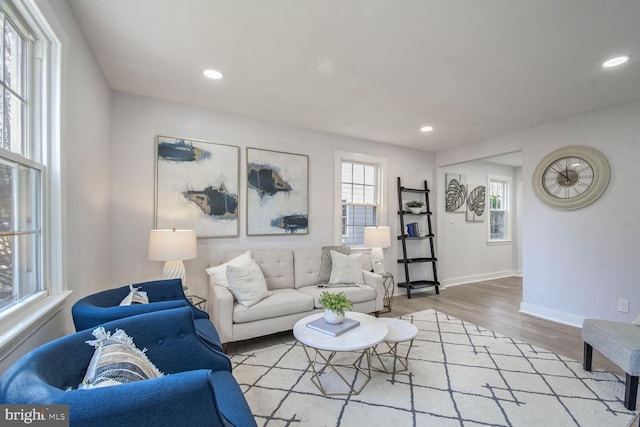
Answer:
229;310;638;427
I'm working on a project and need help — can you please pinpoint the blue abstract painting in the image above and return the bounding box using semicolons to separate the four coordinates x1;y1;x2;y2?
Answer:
246;148;308;235
155;136;239;237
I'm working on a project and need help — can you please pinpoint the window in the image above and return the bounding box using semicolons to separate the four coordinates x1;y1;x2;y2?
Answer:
488;175;511;242
334;152;387;246
0;157;42;310
0;0;62;336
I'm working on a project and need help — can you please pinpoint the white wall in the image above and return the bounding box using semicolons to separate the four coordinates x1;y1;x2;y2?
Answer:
437;161;521;286
0;0;112;373
109;92;436;299
522;100;640;326
52;0;112;318
438;99;640;327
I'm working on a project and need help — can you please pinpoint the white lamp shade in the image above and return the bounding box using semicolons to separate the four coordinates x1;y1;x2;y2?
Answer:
148;229;197;261
364;226;391;249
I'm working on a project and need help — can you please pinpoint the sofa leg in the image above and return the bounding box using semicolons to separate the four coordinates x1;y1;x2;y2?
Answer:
583;342;593;371
222;343;229;354
625;374;638;410
374;311;380;318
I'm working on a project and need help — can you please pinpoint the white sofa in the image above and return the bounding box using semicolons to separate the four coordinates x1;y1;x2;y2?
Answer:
207;247;385;345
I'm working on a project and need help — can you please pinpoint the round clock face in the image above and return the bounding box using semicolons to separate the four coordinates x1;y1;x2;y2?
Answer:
532;146;610;210
542;156;594;199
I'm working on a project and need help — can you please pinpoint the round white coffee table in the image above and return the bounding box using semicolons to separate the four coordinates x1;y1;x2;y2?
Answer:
372;318;418;373
293;311;388;396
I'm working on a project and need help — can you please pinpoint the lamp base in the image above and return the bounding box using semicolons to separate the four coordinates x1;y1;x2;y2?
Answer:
370;247;386;275
162;260;187;290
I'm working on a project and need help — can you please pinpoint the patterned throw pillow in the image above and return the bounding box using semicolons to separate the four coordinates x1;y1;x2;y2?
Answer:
317;246;351;287
328;250;364;285
79;327;163;389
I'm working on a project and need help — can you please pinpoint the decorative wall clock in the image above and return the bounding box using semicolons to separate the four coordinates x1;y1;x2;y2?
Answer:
532;145;610;210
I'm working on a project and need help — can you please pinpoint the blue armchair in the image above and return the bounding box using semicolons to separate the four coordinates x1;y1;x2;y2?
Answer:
71;278;223;352
0;307;256;427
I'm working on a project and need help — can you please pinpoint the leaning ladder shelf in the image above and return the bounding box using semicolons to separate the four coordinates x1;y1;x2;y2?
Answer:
397;177;440;298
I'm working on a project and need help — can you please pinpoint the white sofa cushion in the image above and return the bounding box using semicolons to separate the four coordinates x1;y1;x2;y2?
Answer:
233;288;315;324
298;284;376;308
293;247;323;288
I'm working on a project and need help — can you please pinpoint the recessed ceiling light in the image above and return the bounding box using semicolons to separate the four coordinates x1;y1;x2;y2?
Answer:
203;69;224;80
420;126;434;133
602;56;630;68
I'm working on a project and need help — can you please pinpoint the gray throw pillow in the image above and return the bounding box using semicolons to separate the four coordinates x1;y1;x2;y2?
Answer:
317;246;351;286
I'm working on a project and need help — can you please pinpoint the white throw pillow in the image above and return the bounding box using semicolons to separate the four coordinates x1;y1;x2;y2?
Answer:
119;284;149;306
328;250;364;285
80;327;163;389
226;259;271;308
205;250;252;287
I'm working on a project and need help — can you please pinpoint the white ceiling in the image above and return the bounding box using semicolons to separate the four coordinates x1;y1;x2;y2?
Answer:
68;0;640;153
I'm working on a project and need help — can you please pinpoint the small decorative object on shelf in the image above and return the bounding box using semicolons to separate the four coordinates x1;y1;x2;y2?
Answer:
405;200;424;214
319;291;352;324
406;222;421;237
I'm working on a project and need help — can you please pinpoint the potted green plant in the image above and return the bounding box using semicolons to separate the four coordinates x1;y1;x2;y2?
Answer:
319;291;352;324
406;200;424;214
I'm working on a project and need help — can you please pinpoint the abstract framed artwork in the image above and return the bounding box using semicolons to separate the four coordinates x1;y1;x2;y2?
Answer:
466;184;486;222
155;135;239;238
445;173;467;213
246;148;309;235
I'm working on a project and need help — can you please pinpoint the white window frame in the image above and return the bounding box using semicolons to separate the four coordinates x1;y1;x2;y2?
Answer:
334;151;388;247
487;174;512;245
0;0;67;363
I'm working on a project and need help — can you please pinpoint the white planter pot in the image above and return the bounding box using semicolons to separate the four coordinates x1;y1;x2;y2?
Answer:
324;309;345;324
408;207;422;214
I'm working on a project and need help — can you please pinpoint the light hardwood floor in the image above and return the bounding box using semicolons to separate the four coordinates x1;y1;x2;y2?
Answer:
229;276;619;374
380;276;622;375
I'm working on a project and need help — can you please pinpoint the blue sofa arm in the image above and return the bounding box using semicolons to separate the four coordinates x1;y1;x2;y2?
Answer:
72;299;188;331
54;370;255;427
72;279;209;331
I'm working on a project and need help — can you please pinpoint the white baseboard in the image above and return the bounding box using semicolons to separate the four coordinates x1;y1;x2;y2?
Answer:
519;302;584;328
440;270;521;288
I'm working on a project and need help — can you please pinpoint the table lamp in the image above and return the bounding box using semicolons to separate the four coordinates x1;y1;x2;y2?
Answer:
148;228;197;288
364;226;391;275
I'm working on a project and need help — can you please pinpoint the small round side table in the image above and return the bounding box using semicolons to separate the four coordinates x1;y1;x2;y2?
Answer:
372;318;418;373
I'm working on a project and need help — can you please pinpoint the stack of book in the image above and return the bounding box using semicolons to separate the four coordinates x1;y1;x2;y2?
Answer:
306;317;360;336
407;222;421;237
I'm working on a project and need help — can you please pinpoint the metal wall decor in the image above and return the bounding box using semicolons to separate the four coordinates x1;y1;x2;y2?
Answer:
466;184;486;222
246;147;308;235
155;135;239;237
445;173;467;213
